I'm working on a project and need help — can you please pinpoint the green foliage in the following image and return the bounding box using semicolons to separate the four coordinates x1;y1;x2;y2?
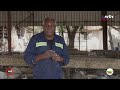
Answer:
79;25;85;35
59;25;65;33
79;25;84;31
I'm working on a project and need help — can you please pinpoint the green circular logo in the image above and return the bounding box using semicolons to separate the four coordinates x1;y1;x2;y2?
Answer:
106;68;114;75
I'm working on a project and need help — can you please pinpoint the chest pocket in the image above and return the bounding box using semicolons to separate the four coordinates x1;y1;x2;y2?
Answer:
36;42;47;54
54;42;63;55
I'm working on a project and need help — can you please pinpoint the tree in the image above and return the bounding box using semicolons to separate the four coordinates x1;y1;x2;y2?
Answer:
66;26;79;49
59;25;65;38
108;26;114;50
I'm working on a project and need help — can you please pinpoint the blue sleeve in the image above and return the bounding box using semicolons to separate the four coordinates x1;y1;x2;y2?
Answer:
24;35;36;65
60;38;70;66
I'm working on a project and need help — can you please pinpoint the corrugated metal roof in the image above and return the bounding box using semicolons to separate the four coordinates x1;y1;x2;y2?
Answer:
0;11;120;26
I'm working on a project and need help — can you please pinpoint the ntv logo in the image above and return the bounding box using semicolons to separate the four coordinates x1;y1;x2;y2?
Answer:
101;15;114;21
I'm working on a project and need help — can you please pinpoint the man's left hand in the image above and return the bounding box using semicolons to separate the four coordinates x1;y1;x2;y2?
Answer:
52;53;63;62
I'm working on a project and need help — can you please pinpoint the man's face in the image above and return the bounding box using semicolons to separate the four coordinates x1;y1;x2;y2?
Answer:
43;20;56;37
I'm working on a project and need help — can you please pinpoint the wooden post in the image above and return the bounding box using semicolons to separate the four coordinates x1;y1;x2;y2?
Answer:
101;11;108;50
7;11;12;55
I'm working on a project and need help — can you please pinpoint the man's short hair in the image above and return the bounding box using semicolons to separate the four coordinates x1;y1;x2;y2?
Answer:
42;17;57;25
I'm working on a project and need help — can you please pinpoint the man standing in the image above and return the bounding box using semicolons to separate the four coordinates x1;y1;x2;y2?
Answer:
24;17;69;79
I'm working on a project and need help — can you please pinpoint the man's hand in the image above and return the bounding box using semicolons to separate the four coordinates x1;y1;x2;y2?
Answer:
35;50;55;62
35;50;63;63
52;53;63;62
43;50;56;59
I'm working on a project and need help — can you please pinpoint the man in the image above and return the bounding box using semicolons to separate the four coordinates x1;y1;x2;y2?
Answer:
24;17;69;79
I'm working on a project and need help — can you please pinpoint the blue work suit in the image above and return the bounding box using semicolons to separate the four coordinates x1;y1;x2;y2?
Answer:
24;31;69;79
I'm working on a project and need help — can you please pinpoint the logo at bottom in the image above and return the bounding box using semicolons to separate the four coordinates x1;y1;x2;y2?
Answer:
106;68;114;75
6;67;14;76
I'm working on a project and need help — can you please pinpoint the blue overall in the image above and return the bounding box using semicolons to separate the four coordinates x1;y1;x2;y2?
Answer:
24;32;69;79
